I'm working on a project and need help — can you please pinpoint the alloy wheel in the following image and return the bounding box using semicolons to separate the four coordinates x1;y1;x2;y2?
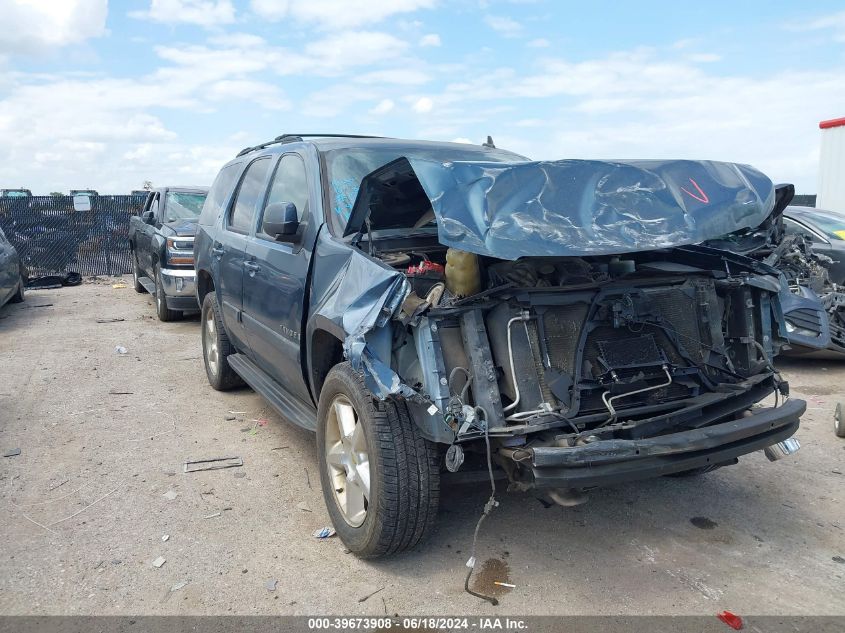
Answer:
325;395;370;527
204;308;219;376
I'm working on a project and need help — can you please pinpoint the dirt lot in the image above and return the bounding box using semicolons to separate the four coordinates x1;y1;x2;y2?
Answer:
1;279;843;616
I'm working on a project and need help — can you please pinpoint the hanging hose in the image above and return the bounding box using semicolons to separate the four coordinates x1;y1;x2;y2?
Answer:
502;313;531;412
463;407;499;606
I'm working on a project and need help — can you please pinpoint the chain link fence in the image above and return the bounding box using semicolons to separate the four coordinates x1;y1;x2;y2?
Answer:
0;194;146;277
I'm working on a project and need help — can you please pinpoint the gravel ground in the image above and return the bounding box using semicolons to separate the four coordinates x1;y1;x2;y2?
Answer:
1;279;843;616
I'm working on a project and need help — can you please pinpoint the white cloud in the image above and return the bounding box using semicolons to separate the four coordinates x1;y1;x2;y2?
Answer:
526;38;549;48
484;15;523;37
353;68;431;85
250;0;436;30
425;50;845;190
0;32;296;192
419;33;441;47
304;31;408;73
207;79;291;110
0;0;108;54
155;30;408;78
130;0;236;28
370;98;395;115
687;52;721;63
413;96;433;113
788;10;845;43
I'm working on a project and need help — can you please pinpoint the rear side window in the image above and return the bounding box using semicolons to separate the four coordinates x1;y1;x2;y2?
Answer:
228;158;271;234
199;163;242;226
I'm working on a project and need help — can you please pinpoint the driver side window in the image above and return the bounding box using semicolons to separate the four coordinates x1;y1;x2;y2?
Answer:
258;154;309;241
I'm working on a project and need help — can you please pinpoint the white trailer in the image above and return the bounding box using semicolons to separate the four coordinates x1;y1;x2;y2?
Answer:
818;117;845;212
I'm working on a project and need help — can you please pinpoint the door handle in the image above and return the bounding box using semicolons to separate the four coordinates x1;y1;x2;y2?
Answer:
245;261;260;275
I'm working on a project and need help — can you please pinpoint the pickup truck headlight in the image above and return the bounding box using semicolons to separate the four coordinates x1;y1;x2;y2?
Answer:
166;238;194;265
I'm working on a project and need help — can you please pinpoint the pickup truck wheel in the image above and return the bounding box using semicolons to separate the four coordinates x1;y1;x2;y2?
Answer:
201;292;243;390
132;252;145;293
317;362;440;558
154;264;180;322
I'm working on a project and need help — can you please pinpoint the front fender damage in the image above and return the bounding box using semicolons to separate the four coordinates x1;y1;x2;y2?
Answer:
311;245;425;402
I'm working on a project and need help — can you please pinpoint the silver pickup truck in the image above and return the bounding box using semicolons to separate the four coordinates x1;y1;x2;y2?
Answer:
128;186;208;321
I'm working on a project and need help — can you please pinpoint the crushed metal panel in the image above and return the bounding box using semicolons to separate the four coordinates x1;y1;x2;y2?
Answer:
307;236;416;400
346;157;776;260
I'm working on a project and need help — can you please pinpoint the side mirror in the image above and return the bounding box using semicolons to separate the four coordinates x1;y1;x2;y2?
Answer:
263;202;299;241
141;210;155;224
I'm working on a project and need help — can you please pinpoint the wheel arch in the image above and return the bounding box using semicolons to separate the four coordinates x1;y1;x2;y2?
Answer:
196;269;215;306
309;327;346;403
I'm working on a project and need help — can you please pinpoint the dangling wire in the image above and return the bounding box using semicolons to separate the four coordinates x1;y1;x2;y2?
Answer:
463;407;499;606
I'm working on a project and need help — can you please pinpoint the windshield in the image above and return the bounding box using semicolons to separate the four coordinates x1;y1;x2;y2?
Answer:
790;209;845;241
323;145;527;234
165;192;207;221
4;191;29;198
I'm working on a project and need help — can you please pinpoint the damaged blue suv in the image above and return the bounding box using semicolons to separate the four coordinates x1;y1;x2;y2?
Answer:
194;134;804;558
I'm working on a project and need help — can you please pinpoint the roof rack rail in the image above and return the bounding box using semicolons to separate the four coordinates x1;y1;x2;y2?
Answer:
236;134;386;157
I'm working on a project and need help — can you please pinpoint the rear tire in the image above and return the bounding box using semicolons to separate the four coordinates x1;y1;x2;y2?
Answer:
154;264;180;322
201;292;243;390
132;251;145;293
9;280;24;303
316;362;440;558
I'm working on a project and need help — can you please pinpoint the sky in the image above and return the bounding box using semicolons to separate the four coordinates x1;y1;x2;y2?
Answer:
0;0;844;194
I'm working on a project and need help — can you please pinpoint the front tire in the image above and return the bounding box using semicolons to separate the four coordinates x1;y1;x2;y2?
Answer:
154;264;180;322
317;362;440;558
201;292;243;390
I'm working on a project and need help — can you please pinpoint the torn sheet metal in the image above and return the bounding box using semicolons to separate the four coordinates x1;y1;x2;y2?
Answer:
307;231;417;400
348;157;776;261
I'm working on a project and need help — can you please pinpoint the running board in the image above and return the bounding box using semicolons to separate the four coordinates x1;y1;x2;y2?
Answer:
227;353;318;432
139;276;156;295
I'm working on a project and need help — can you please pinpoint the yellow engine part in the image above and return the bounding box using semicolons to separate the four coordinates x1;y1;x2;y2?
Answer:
445;248;481;297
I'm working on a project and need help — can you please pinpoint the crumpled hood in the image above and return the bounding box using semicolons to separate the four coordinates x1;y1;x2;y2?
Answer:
161;219;198;238
348;157;776;260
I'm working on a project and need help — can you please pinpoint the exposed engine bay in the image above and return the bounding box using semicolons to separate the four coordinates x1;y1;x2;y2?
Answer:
329;155;804;492
358;242;797;489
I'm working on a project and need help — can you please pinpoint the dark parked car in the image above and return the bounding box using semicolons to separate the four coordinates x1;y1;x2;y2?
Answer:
708;195;845;358
195;134;803;558
784;206;845;283
0;225;25;308
128;186;208;321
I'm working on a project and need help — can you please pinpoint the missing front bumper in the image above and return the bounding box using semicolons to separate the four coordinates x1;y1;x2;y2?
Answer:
515;398;805;490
